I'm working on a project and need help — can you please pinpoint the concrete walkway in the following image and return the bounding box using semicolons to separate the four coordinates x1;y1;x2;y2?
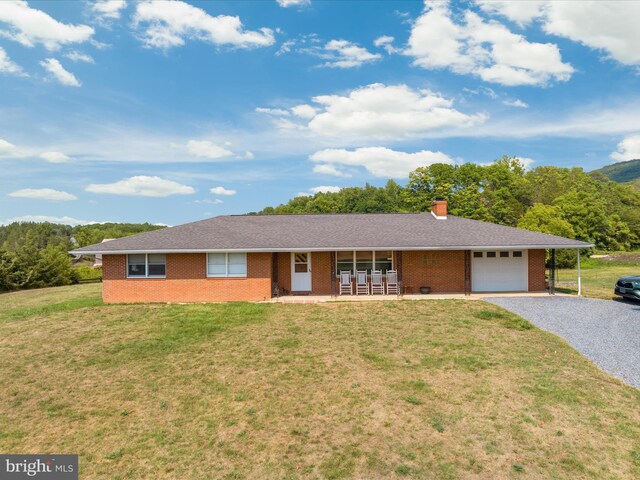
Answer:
271;292;562;303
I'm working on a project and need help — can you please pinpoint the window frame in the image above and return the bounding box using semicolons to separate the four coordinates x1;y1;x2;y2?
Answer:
127;253;166;279
335;251;394;277
207;252;248;278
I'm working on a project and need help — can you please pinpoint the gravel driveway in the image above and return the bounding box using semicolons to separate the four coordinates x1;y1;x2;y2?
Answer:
485;296;640;390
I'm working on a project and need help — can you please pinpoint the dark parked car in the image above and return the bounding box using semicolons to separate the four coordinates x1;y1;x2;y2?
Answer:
614;276;640;301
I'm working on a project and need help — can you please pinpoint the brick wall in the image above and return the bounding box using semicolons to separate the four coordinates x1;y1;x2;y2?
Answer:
102;248;548;302
528;249;546;291
401;250;466;293
276;252;291;294
102;253;272;303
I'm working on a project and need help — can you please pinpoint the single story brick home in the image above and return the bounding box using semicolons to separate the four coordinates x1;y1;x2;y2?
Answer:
71;200;591;303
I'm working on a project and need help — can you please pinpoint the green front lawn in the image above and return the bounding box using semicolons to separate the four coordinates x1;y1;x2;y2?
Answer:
0;284;638;479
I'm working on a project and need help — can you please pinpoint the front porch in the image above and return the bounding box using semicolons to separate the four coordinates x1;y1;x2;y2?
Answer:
270;291;566;303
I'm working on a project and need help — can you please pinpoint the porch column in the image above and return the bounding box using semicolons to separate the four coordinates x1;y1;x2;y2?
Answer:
464;250;471;296
549;249;556;295
396;251;403;295
330;251;336;297
577;250;582;296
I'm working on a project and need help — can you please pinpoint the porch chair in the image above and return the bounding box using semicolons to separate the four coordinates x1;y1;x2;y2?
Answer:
339;270;353;295
356;270;370;295
386;270;399;295
370;270;384;295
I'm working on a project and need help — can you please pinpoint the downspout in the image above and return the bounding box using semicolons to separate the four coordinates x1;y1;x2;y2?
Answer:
577;249;582;297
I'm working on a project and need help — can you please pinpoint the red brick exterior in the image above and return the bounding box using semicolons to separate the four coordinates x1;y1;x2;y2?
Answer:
101;248;548;302
102;253;272;303
431;199;448;217
401;250;466;293
528;249;546;291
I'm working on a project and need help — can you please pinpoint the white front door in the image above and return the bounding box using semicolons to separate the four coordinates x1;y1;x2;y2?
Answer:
472;250;528;292
291;252;312;291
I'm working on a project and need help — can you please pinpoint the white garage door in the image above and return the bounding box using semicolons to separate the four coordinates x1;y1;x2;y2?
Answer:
472;250;528;292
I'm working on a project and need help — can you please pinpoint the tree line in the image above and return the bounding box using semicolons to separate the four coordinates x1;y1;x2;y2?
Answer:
0;223;163;292
258;157;640;265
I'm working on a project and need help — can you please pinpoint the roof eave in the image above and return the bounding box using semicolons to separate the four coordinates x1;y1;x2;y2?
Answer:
70;243;593;255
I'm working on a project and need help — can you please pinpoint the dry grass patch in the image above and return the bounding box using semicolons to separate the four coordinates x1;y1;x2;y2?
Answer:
0;285;639;479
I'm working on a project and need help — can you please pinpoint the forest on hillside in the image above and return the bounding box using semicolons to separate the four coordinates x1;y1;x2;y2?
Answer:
0;223;163;292
258;157;640;258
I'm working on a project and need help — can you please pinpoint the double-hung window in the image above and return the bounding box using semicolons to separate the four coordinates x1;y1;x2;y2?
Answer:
207;253;247;277
127;254;166;278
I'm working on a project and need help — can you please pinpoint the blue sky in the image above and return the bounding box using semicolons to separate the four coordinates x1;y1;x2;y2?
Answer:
1;0;640;226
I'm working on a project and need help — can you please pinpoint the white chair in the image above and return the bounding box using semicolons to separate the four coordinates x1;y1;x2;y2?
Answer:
371;270;384;295
386;270;399;295
356;270;370;295
339;270;353;295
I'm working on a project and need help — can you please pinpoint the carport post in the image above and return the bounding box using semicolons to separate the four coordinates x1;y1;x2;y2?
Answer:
577;250;582;297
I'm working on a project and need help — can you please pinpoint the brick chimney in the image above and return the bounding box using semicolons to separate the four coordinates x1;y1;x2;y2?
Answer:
431;197;447;219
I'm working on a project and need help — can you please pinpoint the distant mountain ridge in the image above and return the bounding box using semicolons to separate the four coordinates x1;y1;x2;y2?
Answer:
592;159;640;184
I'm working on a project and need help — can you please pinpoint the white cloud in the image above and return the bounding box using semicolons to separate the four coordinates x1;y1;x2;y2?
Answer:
40;58;81;87
406;2;573;86
478;1;640;67
86;176;195;197
194;198;223;204
0;138;20;157
309;185;342;194
463;86;498;99
1;215;95;226
9;188;77;201
255;107;290;116
306;83;486;140
311;147;453;178
611;134;640;162
543;2;640;66
186;140;234;159
64;51;95;63
514;156;534;169
40;151;70;163
277;0;310;7
210;186;236;196
91;0;127;20
374;35;398;54
320;39;381;68
475;0;545;26
133;0;275;49
0;46;25;75
312;163;352;178
295;191;312;197
0;0;94;50
503;99;528;108
291;104;317;119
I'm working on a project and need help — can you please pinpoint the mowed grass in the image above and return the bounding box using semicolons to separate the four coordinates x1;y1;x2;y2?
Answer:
0;285;639;479
558;254;640;299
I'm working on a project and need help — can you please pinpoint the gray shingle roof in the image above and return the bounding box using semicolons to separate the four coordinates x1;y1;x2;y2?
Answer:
71;213;592;254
